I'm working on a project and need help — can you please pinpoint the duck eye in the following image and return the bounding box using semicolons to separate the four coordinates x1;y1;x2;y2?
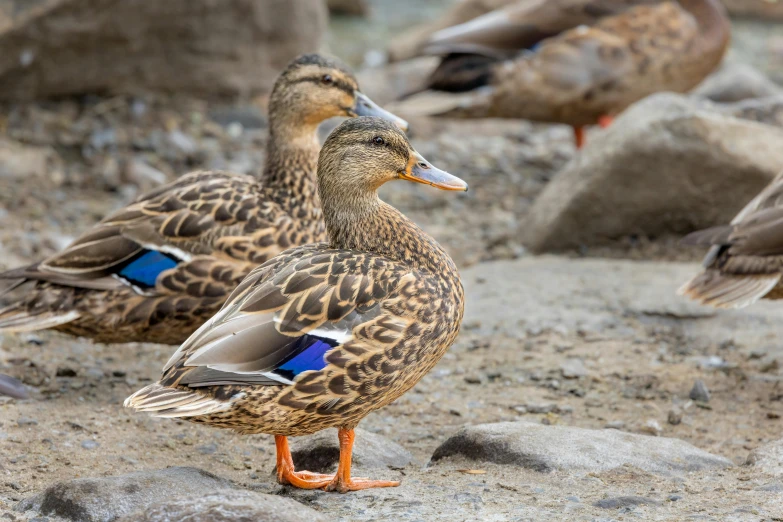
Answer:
321;74;333;85
372;136;385;146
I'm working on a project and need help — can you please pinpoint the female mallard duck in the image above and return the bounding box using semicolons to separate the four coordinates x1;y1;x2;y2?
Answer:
396;0;730;148
0;54;406;345
679;171;783;309
125;117;467;492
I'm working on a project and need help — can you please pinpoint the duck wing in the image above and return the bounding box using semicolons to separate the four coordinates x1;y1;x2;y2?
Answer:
125;244;422;417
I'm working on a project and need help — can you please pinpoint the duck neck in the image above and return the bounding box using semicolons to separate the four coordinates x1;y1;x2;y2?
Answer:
261;119;321;214
322;190;458;276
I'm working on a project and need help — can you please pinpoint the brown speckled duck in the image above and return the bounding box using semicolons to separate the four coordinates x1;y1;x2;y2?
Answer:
125;117;467;492
680;171;783;309
396;0;730;147
0;54;406;345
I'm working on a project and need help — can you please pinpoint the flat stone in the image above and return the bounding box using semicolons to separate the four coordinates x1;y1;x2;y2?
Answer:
593;496;660;509
16;467;231;522
746;438;783;477
290;428;412;473
430;421;733;476
560;358;588;379
118;489;327;522
523;93;783;252
693;62;783;103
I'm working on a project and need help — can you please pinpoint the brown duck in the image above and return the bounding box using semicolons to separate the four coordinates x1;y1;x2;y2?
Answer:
125;117;467;492
0;54;406;345
680;171;783;309
396;0;730;148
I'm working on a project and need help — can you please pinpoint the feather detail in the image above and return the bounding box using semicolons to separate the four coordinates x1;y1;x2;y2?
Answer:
678;271;781;309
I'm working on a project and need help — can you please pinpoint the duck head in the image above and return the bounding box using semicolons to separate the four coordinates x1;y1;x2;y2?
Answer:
269;54;408;132
318;116;467;196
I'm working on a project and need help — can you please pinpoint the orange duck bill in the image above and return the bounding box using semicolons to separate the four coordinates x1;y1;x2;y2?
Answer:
400;151;468;191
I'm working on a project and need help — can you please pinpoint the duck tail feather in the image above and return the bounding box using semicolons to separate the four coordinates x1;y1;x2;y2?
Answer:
124;383;240;418
678;270;780;309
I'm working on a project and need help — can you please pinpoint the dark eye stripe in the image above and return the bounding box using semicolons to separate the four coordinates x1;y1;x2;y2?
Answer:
291;76;355;95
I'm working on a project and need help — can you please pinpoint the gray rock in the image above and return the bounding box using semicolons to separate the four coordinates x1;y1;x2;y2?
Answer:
593;496;660;509
746;438;783;477
693;62;783;103
118;489;327;522
523;93;783;252
430;422;733;476
0;0;327;101
720;96;783;129
290;428;412;473
560;358;588;379
689;380;711;402
16;467;231;522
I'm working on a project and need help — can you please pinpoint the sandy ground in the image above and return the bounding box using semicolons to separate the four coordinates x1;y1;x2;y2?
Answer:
2;257;783;520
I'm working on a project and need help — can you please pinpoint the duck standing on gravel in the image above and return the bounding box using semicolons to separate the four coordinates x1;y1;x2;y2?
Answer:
395;0;730;148
679;171;783;309
0;54;407;347
126;117;467;492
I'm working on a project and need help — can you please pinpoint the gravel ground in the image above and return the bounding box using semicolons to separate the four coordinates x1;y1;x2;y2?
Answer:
1;9;783;522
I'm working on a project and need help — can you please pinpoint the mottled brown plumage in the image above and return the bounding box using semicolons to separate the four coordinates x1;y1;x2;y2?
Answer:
679;170;783;309
125;117;467;492
0;54;406;345
396;0;730;145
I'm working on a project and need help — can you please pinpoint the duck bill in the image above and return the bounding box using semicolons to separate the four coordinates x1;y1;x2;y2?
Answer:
353;92;409;132
400;151;468;191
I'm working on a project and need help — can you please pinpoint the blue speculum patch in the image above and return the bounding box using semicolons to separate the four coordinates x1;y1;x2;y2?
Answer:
274;336;338;381
118;250;179;288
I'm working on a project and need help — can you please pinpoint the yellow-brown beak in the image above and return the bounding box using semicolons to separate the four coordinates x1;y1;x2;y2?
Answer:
399;151;468;191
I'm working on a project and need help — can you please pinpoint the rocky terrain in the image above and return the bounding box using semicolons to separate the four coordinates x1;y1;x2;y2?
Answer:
1;0;783;521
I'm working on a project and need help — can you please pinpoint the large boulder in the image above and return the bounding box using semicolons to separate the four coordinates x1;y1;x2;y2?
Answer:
120;490;327;522
431;421;733;476
0;0;327;101
16;467;231;521
693;62;783;103
746;438;783;477
523;93;783;252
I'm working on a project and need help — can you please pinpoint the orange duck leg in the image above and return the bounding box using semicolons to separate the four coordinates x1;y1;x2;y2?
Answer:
275;429;400;492
573;115;615;149
324;428;401;493
275;435;333;489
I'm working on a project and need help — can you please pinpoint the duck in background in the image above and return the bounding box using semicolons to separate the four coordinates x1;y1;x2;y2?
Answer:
0;54;407;346
680;170;783;309
126;117;467;492
393;0;730;148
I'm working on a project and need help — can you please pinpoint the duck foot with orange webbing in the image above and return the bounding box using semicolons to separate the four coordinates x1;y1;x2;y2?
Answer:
275;429;401;492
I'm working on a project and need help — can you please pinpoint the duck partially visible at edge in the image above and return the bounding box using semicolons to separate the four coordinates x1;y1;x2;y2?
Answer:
393;0;730;148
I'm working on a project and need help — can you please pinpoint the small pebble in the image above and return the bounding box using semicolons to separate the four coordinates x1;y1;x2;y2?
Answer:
560;358;587;379
81;440;99;450
689;380;710;403
605;420;625;430
641;419;663;436
17;417;38;427
668;407;683;426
